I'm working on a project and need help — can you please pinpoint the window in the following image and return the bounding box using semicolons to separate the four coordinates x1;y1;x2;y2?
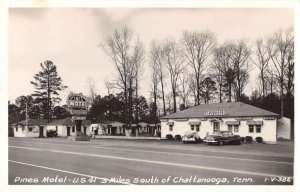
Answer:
249;125;254;133
228;125;233;132
234;125;239;133
213;122;220;132
169;125;173;131
256;125;261;133
55;126;58;132
72;126;75;132
16;127;18;132
22;126;25;132
28;127;33;132
196;125;200;132
190;125;194;131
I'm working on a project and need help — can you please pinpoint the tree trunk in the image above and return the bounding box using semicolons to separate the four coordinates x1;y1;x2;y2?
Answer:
228;83;232;102
172;88;177;113
160;76;166;116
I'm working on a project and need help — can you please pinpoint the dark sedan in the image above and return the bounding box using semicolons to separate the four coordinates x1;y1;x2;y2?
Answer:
203;131;243;145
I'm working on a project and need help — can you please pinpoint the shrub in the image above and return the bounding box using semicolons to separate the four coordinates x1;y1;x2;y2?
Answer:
47;130;58;137
156;131;161;137
255;137;263;143
166;134;173;140
174;135;182;140
240;137;245;143
244;136;253;143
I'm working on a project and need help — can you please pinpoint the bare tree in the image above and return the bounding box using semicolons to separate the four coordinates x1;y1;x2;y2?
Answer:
268;27;294;117
178;69;191;108
86;78;97;102
104;79;115;95
227;40;251;101
252;38;271;98
149;58;160;121
181;30;216;105
149;40;167;116
102;26;144;134
212;44;232;102
162;39;185;113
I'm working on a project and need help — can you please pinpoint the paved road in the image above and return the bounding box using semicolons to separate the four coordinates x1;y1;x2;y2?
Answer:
8;138;294;185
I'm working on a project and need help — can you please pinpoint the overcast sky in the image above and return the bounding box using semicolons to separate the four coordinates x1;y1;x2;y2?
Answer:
9;8;293;105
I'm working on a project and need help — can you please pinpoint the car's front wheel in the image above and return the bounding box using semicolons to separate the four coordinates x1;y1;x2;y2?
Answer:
218;141;224;146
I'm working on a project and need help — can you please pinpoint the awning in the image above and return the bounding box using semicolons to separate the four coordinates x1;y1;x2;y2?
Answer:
225;121;240;125
246;121;263;125
209;118;223;122
166;122;174;125
188;121;201;125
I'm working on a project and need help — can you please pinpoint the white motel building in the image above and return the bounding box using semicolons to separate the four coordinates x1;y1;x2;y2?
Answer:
160;102;291;144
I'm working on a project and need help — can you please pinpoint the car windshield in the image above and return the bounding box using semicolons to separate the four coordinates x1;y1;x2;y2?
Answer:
210;132;222;136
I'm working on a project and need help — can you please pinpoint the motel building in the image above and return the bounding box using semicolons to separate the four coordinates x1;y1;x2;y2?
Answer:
46;117;92;136
11;119;48;137
160;102;291;144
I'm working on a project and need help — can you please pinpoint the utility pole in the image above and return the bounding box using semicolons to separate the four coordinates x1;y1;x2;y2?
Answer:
25;103;28;130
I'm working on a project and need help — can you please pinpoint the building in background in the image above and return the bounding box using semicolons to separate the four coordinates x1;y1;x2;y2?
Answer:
11;119;48;138
160;102;290;144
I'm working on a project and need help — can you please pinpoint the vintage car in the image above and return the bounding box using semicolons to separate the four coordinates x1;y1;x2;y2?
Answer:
182;131;201;144
203;131;243;145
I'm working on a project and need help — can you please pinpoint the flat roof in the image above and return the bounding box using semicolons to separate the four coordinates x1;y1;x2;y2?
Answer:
160;102;279;119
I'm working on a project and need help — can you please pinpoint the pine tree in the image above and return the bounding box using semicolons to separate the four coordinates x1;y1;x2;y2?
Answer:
30;60;67;122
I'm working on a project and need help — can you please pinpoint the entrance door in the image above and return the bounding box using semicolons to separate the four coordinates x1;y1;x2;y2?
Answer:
111;127;116;135
67;127;71;136
83;127;87;134
39;126;44;137
213;122;220;132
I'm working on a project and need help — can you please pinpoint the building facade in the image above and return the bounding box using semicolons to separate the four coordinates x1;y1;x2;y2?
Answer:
47;117;92;137
160;102;282;144
12;119;48;137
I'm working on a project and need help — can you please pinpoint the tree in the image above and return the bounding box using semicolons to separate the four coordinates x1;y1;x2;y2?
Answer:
30;60;67;122
224;68;236;102
149;47;160;120
163;39;185;113
199;77;217;104
149;40;167;115
53;105;71;119
178;69;191;108
102;26;144;135
86;78;97;103
252;38;271;98
181;30;216;105
104;80;114;95
228;40;251;101
268;27;294;117
212;44;232;103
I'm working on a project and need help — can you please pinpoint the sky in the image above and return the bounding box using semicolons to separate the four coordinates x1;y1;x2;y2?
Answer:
9;8;294;105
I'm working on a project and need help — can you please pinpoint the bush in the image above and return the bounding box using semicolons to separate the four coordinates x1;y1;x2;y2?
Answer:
244;136;253;143
255;137;263;143
240;137;245;143
174;135;182;140
166;134;173;140
47;130;58;137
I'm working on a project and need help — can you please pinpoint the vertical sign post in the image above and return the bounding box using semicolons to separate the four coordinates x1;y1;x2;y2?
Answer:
66;92;90;141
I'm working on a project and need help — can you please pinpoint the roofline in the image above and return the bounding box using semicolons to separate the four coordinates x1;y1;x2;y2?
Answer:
160;114;280;119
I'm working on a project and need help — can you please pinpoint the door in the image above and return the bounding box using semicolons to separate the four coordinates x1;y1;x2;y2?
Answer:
39;126;44;137
111;127;116;135
67;127;71;136
83;127;87;134
213;122;220;132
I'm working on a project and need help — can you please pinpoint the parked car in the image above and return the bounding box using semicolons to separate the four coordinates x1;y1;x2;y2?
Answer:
182;131;201;144
203;131;243;145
